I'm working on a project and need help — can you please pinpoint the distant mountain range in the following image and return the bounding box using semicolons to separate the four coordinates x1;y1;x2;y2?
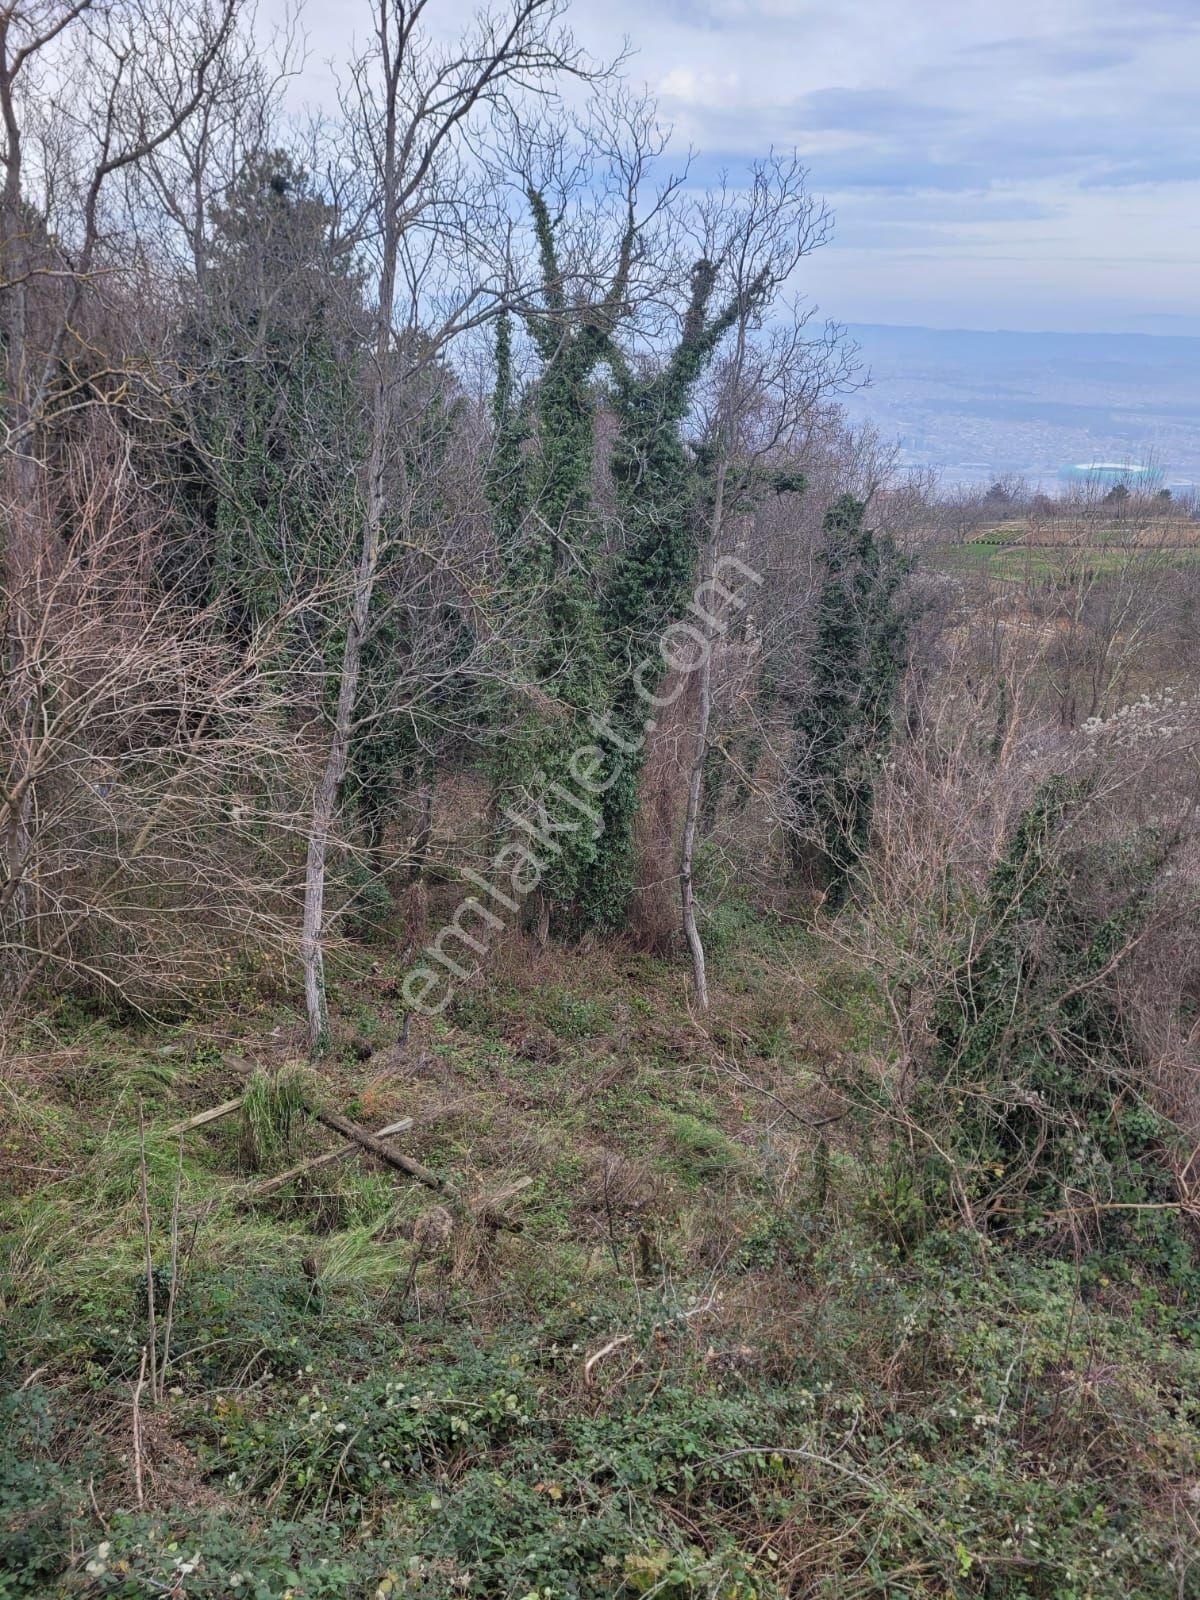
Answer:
840;324;1200;491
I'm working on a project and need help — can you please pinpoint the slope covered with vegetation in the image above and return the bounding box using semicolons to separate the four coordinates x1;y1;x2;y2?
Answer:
5;907;1200;1599
2;0;1200;1595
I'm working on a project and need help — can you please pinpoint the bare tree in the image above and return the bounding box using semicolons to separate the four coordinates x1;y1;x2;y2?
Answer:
298;0;591;1051
0;423;313;1018
674;157;844;1004
0;0;247;989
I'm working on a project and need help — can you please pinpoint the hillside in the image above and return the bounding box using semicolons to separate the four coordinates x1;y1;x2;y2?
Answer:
5;907;1200;1598
3;1;1200;1596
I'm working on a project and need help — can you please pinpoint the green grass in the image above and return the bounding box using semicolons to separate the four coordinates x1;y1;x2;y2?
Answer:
3;914;1200;1598
931;540;1200;584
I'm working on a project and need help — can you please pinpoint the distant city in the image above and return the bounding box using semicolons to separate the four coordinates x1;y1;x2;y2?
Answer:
840;324;1200;493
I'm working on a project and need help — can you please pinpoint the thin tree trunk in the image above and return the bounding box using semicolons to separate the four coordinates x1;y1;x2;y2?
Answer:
680;649;712;1009
679;267;761;1009
408;761;434;882
300;0;584;1049
300;427;392;1049
1;164;39;990
300;449;390;1052
534;891;551;948
680;541;719;1011
302;76;401;1055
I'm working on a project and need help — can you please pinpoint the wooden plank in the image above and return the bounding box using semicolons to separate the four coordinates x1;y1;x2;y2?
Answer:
251;1117;414;1198
307;1105;528;1232
166;1093;532;1234
165;1097;243;1136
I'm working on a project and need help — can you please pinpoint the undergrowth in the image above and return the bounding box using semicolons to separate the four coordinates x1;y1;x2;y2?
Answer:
2;917;1198;1598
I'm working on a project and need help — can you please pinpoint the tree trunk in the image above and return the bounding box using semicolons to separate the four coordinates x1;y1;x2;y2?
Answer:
680;652;712;1010
0;153;39;991
301;433;390;1052
301;468;385;1050
408;762;434;882
680;545;717;1011
302;70;401;1053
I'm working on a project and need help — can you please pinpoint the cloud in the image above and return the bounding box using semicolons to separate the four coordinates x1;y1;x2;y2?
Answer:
789;87;960;137
272;0;1200;330
957;29;1144;76
637;0;1193;189
657;64;744;108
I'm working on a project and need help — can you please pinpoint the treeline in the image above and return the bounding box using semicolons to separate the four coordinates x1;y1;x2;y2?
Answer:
0;0;910;1044
946;471;1200;538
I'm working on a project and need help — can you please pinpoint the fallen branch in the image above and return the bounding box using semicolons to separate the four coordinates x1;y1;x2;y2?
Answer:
583;1334;632;1386
307;1104;455;1198
131;1347;148;1510
164;1090;531;1232
306;1105;528;1232
582;1296;718;1389
251;1117;414;1198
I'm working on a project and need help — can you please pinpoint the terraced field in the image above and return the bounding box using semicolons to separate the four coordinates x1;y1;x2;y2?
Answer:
930;514;1200;582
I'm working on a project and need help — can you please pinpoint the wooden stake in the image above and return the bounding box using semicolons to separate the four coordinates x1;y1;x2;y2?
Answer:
306;1105;528;1232
137;1105;158;1404
163;1092;531;1232
159;1138;183;1403
307;1105;456;1199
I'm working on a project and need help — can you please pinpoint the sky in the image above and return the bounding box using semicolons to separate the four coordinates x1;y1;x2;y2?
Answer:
283;0;1200;336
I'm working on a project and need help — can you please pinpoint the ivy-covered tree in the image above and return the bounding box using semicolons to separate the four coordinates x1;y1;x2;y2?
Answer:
184;157;476;945
487;191;785;933
520;190;616;708
790;494;910;905
485;311;530;574
180;151;365;643
485;191;633;925
575;259;772;928
604;261;756;645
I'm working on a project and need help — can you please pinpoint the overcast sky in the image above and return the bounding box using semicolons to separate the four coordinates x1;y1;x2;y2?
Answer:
287;0;1200;336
